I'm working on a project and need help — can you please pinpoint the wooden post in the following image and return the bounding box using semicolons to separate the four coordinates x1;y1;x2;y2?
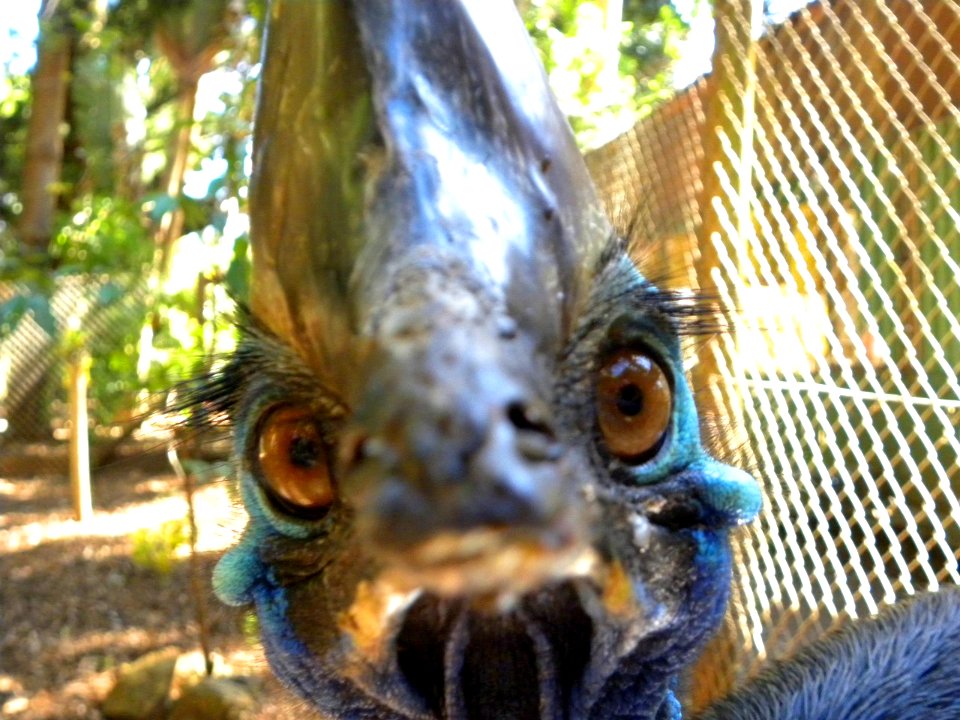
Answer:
68;350;93;522
20;8;72;253
691;0;763;440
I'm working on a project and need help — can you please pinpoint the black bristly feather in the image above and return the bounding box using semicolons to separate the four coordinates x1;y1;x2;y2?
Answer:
590;233;729;339
171;312;349;434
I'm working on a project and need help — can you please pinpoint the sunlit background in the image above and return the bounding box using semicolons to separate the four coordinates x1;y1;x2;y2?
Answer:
8;2;956;719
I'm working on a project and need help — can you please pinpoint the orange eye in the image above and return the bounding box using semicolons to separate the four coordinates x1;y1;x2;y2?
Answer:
257;406;335;514
596;349;672;463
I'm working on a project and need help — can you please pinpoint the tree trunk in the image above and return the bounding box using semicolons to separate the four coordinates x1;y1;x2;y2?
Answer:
9;9;75;440
20;13;73;253
155;78;199;278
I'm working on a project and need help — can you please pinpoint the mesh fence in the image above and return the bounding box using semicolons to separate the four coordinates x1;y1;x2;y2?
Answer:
588;0;960;707
0;277;149;478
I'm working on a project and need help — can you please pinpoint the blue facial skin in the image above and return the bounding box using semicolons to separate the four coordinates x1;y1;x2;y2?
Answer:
212;394;305;658
552;255;761;719
209;250;762;720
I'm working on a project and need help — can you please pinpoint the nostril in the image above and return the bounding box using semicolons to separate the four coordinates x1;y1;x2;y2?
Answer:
506;401;553;437
506;401;562;462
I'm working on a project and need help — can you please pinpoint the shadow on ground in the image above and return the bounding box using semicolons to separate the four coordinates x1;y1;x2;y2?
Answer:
0;450;315;719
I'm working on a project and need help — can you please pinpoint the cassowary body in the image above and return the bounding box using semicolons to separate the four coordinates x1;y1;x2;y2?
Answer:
693;588;960;720
189;1;960;718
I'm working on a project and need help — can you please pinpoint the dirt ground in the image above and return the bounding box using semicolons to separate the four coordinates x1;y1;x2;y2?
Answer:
0;445;319;719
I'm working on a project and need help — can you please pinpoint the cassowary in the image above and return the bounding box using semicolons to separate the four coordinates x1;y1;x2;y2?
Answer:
185;1;960;718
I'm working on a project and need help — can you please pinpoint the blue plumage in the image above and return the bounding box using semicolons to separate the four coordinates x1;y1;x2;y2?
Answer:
694;589;960;720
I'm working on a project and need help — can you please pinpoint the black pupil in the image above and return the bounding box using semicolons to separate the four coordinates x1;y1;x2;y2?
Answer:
289;433;322;468
616;384;644;416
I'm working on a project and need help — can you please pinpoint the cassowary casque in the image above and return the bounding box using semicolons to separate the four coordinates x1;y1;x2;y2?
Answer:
185;1;960;719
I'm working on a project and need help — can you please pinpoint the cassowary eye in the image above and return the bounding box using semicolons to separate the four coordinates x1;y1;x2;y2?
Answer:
596;349;672;463
256;406;335;515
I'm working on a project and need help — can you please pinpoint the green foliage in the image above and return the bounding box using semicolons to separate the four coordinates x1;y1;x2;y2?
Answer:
0;73;30;235
71;46;127;193
225;236;251;304
621;0;691;69
1;195;153;427
130;517;190;575
0;0;260;436
0;293;56;336
523;0;695;147
51;195;153;273
87;327;144;424
621;1;691;98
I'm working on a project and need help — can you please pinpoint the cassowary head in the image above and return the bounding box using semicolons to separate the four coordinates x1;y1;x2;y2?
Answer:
195;1;761;718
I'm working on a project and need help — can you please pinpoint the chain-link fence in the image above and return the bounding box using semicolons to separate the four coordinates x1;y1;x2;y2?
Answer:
588;0;959;708
0;269;238;498
0;277;149;479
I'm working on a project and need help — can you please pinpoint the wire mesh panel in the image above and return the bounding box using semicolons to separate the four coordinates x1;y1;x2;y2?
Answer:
588;0;960;706
0;277;148;477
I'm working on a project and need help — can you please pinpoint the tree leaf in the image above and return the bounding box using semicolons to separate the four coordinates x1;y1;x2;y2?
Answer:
224;236;251;303
25;294;57;336
0;295;29;332
143;192;178;222
98;280;125;306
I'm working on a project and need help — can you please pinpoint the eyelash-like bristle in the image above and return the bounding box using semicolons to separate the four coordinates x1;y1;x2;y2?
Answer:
170;310;275;429
171;311;353;434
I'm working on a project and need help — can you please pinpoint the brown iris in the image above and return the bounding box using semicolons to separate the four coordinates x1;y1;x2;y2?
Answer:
257;406;335;513
596;349;672;463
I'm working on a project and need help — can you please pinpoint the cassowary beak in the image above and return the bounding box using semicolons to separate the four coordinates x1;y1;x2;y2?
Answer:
249;0;612;601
